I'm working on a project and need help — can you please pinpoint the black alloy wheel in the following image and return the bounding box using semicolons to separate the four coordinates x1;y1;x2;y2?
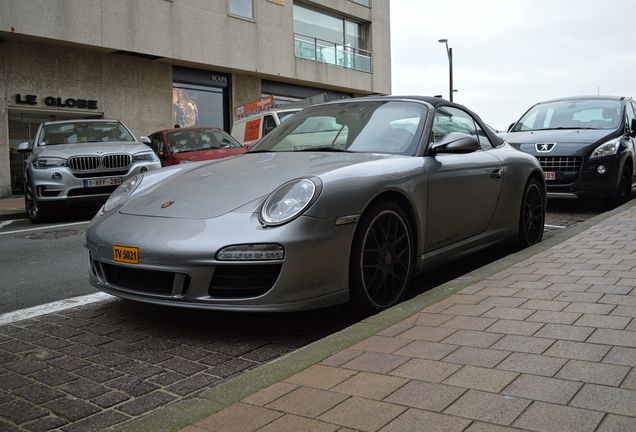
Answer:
519;178;545;248
350;200;414;314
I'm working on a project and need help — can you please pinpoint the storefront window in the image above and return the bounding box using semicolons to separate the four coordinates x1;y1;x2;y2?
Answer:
172;85;224;129
229;0;254;19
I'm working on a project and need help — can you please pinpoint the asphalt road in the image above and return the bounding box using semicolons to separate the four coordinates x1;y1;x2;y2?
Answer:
0;219;93;314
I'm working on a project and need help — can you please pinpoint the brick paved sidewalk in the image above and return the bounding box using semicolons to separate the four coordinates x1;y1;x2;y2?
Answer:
178;207;636;432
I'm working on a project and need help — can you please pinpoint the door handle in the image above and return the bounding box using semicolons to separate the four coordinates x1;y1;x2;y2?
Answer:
490;168;502;179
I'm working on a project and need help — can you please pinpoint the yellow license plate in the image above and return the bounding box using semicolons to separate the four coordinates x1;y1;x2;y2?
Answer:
112;245;140;264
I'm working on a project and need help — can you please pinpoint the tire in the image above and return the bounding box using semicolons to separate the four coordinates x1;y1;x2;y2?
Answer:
604;165;632;209
518;177;545;248
349;200;414;315
24;179;53;224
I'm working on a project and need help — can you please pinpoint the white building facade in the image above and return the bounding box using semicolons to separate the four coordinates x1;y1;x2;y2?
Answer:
0;0;391;197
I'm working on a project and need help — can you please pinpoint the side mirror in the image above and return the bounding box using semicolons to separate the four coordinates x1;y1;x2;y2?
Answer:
507;123;515;132
16;142;31;153
431;132;480;155
140;136;151;145
630;118;636;138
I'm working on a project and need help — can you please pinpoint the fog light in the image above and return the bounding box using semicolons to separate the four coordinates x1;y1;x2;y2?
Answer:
140;166;149;173
217;244;284;261
51;172;62;181
597;165;607;175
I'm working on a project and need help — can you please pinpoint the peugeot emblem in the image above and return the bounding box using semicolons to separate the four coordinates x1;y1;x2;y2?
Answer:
161;200;175;209
535;143;556;153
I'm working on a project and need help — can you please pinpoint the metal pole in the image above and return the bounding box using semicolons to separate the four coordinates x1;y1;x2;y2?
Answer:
449;47;453;102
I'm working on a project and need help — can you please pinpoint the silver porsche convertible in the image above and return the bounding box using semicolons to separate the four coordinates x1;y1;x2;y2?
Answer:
85;96;546;313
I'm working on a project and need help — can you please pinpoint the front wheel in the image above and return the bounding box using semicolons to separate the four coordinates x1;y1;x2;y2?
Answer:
518;177;545;248
604;166;632;209
24;180;54;224
349;200;414;315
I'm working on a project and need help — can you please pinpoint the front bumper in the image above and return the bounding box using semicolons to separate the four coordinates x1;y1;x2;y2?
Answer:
85;210;356;311
28;161;161;203
543;155;622;199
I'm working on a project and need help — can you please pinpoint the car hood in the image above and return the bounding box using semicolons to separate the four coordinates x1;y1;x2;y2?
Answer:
173;147;247;162
120;152;389;219
34;142;151;158
506;129;616;151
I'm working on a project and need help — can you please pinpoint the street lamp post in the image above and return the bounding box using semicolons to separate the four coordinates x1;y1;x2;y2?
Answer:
438;39;453;102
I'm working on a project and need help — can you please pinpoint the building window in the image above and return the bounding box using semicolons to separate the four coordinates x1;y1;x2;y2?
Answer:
350;0;370;6
293;4;371;72
229;0;254;19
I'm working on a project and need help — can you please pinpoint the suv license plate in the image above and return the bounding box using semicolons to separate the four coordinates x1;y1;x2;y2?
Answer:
84;177;122;188
544;171;556;181
112;245;139;264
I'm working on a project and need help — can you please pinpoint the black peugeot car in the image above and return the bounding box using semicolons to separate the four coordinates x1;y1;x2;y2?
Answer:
506;96;636;207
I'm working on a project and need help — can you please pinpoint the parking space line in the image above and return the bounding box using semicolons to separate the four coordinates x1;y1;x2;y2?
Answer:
0;220;18;229
0;292;113;326
544;224;566;229
0;221;90;236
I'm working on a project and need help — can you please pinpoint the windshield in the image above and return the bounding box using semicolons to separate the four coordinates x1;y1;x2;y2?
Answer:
512;99;622;132
277;110;300;123
252;101;426;155
167;129;242;153
39;121;134;145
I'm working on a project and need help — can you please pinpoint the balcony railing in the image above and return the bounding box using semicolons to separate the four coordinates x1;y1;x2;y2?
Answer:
294;34;372;73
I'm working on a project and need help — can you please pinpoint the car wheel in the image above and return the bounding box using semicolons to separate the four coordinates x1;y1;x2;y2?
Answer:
24;180;51;224
350;200;414;315
518;177;545;248
605;165;632;209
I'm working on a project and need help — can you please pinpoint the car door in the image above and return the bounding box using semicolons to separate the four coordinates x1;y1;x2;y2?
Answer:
425;106;503;250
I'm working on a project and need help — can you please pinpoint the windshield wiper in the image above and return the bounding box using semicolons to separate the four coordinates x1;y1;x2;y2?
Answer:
296;147;352;152
247;149;275;153
535;127;599;131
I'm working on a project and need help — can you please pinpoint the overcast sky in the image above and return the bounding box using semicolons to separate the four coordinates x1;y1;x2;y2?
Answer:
390;0;636;131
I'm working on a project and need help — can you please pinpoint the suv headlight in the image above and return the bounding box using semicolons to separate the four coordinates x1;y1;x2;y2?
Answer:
103;175;142;212
32;157;67;169
133;150;159;162
259;178;321;226
590;138;620;159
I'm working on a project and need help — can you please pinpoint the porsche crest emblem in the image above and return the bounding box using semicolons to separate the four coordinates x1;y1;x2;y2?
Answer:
161;200;175;209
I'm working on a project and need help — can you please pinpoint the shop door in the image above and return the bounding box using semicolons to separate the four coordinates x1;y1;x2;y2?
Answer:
8;110;102;194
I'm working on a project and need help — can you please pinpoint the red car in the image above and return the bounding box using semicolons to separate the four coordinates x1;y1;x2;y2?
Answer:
147;127;247;166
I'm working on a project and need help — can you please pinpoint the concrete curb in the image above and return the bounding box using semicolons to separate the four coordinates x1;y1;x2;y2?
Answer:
114;199;636;432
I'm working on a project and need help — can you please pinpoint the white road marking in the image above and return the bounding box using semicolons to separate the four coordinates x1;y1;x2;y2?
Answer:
0;292;113;326
0;221;90;236
0;220;18;229
544;224;567;229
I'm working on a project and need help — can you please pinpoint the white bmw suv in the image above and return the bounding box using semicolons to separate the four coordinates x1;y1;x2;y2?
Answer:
17;119;161;223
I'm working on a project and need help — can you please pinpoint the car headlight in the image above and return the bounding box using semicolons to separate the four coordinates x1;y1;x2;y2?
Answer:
259;178;321;226
133;151;159;162
103;175;142;212
32;157;67;169
590;138;620;159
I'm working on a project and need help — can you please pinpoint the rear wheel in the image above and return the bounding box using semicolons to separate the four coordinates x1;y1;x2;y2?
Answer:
349;200;414;315
518;177;545;248
605;165;632;209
